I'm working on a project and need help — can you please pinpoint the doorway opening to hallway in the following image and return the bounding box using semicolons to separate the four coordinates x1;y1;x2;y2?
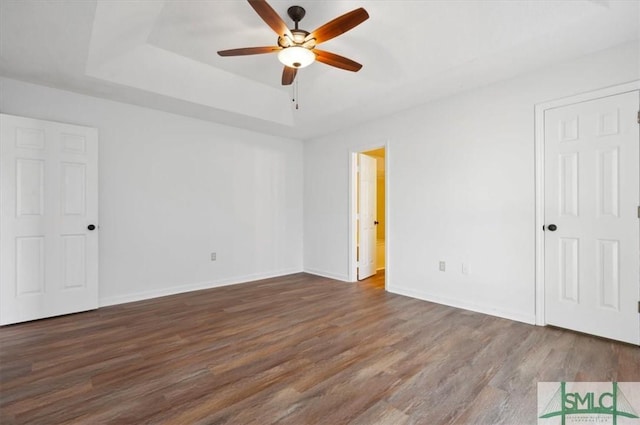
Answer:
350;146;386;289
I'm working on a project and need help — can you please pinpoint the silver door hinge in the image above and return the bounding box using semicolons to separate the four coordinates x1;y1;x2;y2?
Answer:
637;111;640;124
638;206;640;219
638;301;640;313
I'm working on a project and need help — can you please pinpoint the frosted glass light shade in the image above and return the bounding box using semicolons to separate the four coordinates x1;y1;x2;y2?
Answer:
277;46;315;68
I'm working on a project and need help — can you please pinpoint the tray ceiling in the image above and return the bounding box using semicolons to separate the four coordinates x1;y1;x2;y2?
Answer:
0;0;637;139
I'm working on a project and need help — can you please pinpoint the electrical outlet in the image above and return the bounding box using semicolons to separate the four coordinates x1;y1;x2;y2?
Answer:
439;261;446;272
462;263;469;275
211;252;216;261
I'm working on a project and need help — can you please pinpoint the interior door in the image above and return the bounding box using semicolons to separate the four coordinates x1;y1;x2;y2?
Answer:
358;153;377;280
0;113;99;325
544;91;639;345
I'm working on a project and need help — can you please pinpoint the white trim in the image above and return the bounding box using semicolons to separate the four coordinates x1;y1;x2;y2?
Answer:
303;268;350;282
99;268;302;307
537;80;640;112
388;285;536;325
349;151;358;282
534;97;546;326
384;143;391;290
348;140;390;288
533;80;640;327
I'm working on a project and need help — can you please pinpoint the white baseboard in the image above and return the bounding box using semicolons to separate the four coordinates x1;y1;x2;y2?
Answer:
387;285;536;325
303;268;351;282
99;268;303;307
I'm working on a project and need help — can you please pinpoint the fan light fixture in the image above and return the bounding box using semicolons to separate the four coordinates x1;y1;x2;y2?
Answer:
277;46;315;68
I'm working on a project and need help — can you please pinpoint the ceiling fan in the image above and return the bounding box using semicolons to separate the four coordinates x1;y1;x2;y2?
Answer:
218;0;369;85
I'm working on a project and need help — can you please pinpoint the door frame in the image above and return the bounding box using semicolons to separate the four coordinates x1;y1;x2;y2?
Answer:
349;140;390;286
534;81;640;326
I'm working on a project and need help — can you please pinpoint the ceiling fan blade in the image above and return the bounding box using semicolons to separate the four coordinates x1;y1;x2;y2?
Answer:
314;49;362;72
282;66;297;85
248;0;293;40
218;46;281;56
306;8;369;44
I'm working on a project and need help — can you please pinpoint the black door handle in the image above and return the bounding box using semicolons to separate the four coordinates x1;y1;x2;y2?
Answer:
546;224;557;232
374;221;379;225
87;224;96;231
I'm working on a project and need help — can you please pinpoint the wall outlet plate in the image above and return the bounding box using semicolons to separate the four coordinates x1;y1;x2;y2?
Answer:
211;252;216;261
439;261;446;271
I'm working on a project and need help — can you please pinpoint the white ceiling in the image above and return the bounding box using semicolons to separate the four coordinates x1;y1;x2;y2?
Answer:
1;0;638;139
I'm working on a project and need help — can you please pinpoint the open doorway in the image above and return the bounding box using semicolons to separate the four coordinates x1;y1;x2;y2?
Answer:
350;146;386;290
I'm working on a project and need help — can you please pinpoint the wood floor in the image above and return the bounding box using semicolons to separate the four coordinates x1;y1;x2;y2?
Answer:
1;272;638;424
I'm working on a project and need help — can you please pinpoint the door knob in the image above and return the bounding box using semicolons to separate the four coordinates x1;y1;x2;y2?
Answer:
87;224;96;231
374;221;379;225
546;224;557;232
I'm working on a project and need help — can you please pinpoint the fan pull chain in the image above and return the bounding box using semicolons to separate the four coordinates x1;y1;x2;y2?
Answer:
291;77;300;110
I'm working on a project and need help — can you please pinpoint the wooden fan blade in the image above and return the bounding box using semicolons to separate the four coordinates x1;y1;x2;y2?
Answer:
314;49;362;72
218;46;280;56
248;0;293;40
306;8;369;44
282;66;297;85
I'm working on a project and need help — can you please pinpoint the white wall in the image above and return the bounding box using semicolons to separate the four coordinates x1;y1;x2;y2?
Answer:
0;77;303;306
303;41;639;323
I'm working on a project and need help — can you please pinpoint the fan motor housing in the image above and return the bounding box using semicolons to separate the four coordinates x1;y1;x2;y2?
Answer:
278;29;312;48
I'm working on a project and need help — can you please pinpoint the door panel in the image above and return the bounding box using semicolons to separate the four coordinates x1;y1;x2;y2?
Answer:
596;239;619;310
358;153;377;280
17;159;45;216
597;148;619;217
62;162;87;215
0;114;99;325
16;236;45;295
62;235;87;289
544;91;639;344
559;153;578;216
558;237;579;303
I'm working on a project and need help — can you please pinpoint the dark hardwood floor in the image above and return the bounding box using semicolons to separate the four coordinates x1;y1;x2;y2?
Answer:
1;272;638;424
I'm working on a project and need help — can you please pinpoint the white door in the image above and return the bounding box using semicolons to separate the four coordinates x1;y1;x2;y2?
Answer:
358;153;377;280
0;114;99;325
544;91;639;345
